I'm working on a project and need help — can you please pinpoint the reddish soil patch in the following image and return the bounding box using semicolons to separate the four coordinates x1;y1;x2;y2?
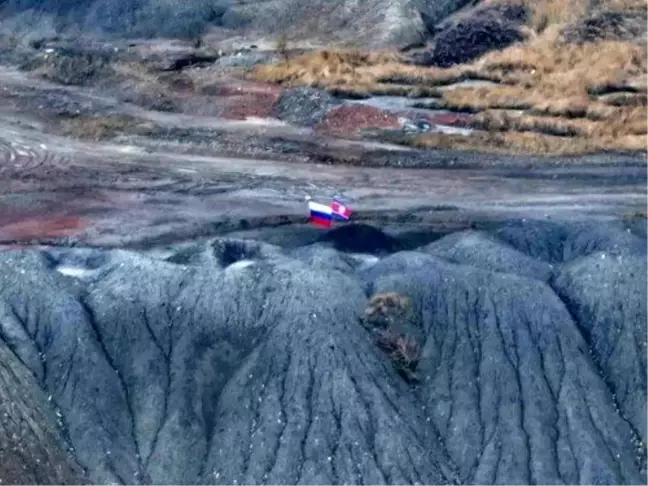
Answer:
192;80;284;119
428;112;473;127
197;80;285;120
317;105;400;136
221;92;282;120
0;215;86;243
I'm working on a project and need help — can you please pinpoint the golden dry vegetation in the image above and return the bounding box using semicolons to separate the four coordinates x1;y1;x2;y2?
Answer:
253;49;461;97
252;0;648;155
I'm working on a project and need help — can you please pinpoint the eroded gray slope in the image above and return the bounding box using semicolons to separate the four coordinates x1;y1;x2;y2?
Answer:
0;339;89;484
359;250;645;484
493;219;647;264
0;218;645;485
553;252;648;452
0;242;457;485
195;257;456;485
421;230;555;281
0;251;141;484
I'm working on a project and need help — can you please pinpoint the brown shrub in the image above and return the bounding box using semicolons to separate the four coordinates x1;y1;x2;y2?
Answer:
363;292;411;329
377;330;422;380
363;293;421;383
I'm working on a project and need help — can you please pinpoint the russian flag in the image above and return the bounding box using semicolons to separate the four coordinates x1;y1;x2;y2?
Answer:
308;201;333;227
331;200;352;220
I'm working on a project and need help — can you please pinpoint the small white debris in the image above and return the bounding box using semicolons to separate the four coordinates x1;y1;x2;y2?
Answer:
227;260;255;271
56;265;93;278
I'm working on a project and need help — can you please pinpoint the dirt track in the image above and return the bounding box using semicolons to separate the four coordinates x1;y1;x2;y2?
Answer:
0;65;645;249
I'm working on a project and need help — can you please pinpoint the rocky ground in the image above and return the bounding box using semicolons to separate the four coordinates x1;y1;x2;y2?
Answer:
0;2;646;485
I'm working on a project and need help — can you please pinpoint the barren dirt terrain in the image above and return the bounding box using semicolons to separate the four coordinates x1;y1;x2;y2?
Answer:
0;0;646;485
0;60;644;249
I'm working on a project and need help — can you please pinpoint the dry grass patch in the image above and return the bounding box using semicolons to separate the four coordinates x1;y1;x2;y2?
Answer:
58;115;158;140
472;106;647;136
522;0;589;33
253;49;403;86
252;49;469;97
398;39;646;150
250;0;647;155
443;37;647;151
470;39;646;92
404;130;647;155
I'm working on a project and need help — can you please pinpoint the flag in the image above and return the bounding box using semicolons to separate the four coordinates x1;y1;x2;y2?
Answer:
331;200;352;220
308;201;333;227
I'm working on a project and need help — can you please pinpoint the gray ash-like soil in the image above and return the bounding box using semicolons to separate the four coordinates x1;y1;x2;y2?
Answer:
0;32;646;486
0;218;646;484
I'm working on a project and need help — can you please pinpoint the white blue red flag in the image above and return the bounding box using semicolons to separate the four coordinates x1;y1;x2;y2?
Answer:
308;201;334;227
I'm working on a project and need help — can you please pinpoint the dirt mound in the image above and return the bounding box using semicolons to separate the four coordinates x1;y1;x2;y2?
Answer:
421;5;528;67
270;87;342;126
